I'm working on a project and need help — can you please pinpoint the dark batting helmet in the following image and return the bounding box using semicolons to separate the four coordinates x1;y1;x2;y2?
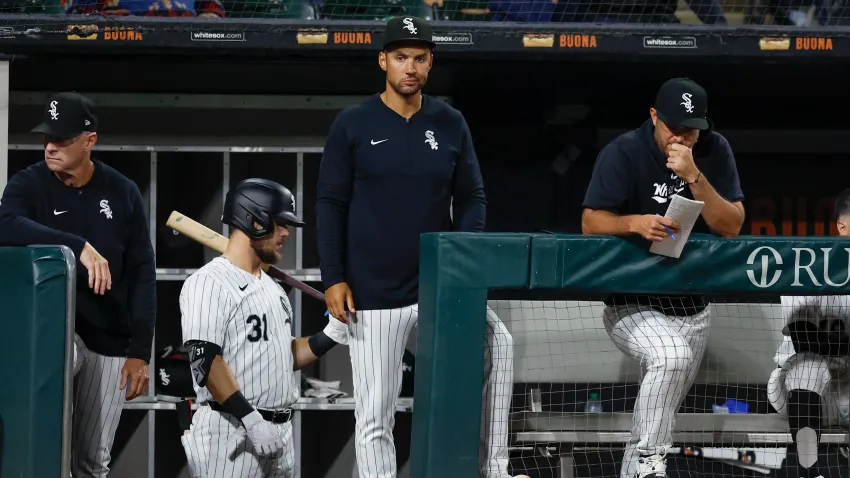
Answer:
222;178;304;239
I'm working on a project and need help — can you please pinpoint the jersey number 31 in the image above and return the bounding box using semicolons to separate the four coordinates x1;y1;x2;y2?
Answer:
246;314;270;342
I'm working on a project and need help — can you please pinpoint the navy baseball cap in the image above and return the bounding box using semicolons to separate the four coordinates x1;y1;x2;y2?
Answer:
654;78;709;131
382;16;435;50
31;92;98;140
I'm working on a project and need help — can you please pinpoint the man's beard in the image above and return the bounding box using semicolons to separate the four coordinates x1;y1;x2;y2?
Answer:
252;244;280;265
391;77;424;97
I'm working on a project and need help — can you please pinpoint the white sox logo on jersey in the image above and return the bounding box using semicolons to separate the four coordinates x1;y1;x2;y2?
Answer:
49;100;59;120
651;173;685;204
425;130;438;150
99;199;113;219
402;18;417;34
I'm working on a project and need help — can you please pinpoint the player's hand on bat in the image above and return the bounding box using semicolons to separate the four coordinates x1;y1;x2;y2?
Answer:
243;411;284;458
80;242;112;295
631;215;680;242
665;143;700;184
120;358;149;400
325;282;355;324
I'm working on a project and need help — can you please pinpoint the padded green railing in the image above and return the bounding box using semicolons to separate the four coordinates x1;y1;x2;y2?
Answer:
410;232;850;476
0;246;75;478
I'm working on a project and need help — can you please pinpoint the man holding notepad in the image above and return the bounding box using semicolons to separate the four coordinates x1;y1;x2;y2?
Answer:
581;77;745;478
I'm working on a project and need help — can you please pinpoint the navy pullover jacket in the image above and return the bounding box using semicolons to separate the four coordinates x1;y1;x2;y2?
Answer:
0;160;156;361
317;94;486;311
583;119;744;317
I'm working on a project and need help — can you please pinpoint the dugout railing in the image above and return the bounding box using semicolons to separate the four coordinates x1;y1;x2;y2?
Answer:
0;245;76;478
410;232;850;477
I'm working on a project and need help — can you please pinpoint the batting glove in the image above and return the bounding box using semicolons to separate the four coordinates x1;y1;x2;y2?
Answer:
323;310;350;346
242;410;284;458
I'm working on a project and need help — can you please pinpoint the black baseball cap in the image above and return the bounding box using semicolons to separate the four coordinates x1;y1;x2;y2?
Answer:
382;16;435;50
654;78;709;131
31;92;98;140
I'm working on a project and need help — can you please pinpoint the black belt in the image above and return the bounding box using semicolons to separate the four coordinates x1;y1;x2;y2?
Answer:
209;402;293;424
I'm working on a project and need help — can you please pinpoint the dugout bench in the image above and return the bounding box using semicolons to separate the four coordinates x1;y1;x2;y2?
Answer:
511;410;850;478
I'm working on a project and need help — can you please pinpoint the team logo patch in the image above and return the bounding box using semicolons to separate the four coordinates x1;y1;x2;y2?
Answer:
99;199;113;219
425;130;438;150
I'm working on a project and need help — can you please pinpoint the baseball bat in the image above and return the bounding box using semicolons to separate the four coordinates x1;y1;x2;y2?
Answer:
165;210;326;302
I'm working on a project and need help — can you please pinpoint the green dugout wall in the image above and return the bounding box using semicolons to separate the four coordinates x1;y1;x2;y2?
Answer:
410;232;850;477
0;246;75;478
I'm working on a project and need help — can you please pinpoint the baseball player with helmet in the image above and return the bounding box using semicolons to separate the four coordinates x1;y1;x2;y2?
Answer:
582;78;745;478
0;92;156;478
767;190;850;478
317;16;518;478
179;178;347;478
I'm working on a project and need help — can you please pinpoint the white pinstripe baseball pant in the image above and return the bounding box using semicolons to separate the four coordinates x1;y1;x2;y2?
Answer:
603;305;711;478
180;405;296;478
71;333;127;478
347;304;514;478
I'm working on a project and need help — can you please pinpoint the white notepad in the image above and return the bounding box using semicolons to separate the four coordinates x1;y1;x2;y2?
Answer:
649;194;705;259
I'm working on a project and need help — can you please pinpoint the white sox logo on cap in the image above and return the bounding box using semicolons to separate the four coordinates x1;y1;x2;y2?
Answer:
402;18;417;34
680;93;693;113
49;100;59;120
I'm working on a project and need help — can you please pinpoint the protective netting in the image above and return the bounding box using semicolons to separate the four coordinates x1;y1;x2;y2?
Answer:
0;0;847;24
491;295;850;478
0;0;848;40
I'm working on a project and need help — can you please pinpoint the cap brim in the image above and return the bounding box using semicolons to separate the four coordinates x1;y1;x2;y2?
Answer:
274;211;305;228
656;111;710;131
676;117;710;130
31;122;81;140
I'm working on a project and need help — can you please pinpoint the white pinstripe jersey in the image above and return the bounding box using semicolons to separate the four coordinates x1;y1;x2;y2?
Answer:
180;256;299;409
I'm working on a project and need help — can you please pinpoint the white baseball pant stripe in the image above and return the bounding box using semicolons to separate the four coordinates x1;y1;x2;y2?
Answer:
71;334;127;478
180;405;296;478
348;304;514;478
602;305;711;478
768;352;850;427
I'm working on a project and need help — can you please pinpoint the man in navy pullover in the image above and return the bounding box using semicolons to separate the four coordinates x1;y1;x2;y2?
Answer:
582;78;744;478
316;16;518;478
0;92;155;478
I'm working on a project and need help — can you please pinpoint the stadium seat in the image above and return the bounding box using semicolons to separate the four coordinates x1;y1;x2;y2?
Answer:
318;0;433;21
225;0;315;18
0;0;63;13
435;0;489;20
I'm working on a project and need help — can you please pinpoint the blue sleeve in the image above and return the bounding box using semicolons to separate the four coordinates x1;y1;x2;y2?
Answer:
582;144;630;214
452;118;486;232
709;136;745;203
124;184;157;362
0;169;87;258
316;112;353;291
